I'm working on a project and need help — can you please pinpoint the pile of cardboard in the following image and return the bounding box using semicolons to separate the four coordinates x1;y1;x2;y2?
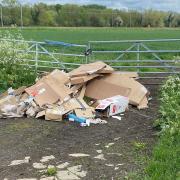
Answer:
0;61;149;125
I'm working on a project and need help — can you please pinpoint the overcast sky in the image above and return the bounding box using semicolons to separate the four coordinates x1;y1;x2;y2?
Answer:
20;0;180;12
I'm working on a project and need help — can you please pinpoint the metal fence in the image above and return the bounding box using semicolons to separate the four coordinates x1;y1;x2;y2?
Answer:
1;38;180;76
88;39;180;74
0;39;88;72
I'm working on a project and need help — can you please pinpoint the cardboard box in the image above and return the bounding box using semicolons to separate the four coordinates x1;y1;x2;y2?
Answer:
85;73;148;107
95;95;129;117
85;76;131;100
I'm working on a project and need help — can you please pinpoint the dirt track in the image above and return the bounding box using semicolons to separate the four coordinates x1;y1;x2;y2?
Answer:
0;79;162;180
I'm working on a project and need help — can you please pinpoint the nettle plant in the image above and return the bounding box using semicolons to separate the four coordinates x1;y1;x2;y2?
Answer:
0;31;36;92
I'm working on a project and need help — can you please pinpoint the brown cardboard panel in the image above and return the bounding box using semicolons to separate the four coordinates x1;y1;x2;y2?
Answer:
85;74;148;106
100;74;148;105
138;97;148;109
25;70;73;107
43;76;72;101
97;64;114;74
36;110;45;118
70;74;99;85
63;97;89;112
78;85;86;98
111;71;138;78
74;108;94;118
25;82;60;107
85;77;131;100
45;108;63;121
40;69;70;85
69;61;107;77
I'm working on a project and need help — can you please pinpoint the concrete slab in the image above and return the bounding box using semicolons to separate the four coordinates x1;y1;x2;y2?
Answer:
56;170;80;180
56;162;70;169
67;165;87;178
69;153;90;157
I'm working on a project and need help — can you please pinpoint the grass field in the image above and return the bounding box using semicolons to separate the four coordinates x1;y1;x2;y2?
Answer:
5;27;180;43
1;27;180;72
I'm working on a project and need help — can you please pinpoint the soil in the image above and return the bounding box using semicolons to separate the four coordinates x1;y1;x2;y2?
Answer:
0;79;162;180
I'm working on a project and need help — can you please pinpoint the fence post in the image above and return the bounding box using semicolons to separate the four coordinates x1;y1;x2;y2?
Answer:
136;42;140;72
87;42;91;63
35;43;38;72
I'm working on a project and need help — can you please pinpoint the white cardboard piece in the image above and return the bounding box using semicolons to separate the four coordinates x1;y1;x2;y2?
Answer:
96;95;129;116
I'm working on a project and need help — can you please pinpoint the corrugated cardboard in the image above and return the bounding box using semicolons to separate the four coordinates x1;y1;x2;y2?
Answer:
138;96;148;109
69;61;111;77
36;110;45;118
85;73;148;106
63;97;89;112
45;108;63;121
111;71;138;78
70;74;99;85
85;77;131;100
40;69;70;85
106;74;148;105
97;64;114;74
74;108;94;119
25;82;60;107
25;70;73;107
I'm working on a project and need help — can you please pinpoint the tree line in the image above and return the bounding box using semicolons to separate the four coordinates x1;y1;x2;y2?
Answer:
1;0;180;27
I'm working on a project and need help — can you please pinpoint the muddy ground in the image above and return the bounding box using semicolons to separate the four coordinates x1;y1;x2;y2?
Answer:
0;79;163;180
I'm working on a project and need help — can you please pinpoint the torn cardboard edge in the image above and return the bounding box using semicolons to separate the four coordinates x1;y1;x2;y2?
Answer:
69;61;114;78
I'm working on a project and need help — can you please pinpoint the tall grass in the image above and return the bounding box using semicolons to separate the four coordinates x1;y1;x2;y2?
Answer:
145;75;180;180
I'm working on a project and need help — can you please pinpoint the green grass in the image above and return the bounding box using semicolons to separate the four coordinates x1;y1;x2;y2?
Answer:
0;27;179;72
144;76;180;180
2;27;179;43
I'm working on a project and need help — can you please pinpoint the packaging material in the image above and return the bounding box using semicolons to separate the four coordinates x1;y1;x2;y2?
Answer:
45;108;63;121
25;70;72;107
95;95;129;117
85;72;148;108
85;77;131;100
68;114;90;126
69;61;114;77
110;71;138;78
70;74;99;85
0;61;149;125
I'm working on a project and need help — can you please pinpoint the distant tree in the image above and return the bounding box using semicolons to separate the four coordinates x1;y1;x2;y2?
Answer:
83;4;106;10
165;13;175;27
2;0;19;6
114;16;123;27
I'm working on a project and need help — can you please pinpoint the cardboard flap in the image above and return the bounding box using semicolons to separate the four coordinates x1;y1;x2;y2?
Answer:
69;61;108;77
70;74;99;85
111;71;138;78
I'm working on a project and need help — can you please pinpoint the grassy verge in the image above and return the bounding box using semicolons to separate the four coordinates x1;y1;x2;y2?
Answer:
145;76;180;180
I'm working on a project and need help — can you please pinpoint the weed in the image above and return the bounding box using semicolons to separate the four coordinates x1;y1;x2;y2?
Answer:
46;167;57;176
133;141;147;151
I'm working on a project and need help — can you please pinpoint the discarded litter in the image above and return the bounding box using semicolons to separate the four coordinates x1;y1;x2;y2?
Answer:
8;156;31;166
0;61;149;126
